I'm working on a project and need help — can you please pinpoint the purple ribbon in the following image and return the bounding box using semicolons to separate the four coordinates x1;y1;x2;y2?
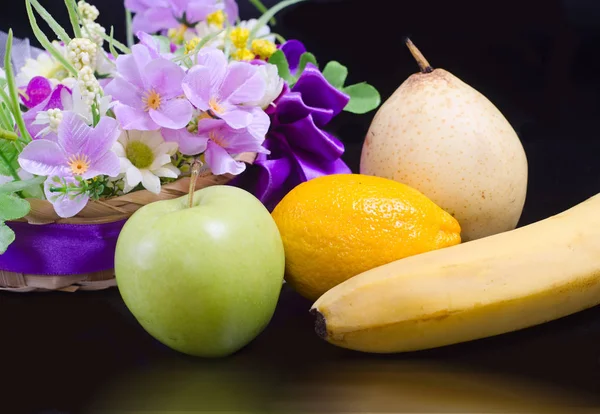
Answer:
0;220;126;275
229;39;352;211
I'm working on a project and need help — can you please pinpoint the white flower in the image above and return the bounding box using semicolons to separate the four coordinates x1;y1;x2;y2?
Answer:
81;20;106;48
66;86;113;126
77;66;100;106
194;22;227;49
15;42;75;88
112;130;180;194
244;63;284;109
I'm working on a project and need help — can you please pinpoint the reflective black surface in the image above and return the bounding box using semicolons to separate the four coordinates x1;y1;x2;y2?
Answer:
2;0;600;412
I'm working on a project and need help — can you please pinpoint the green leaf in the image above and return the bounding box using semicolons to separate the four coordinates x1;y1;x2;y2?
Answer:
24;1;78;76
29;0;72;45
108;27;120;60
0;176;45;194
268;49;295;84
0;193;30;221
0;223;15;254
0;140;18;178
4;31;33;143
125;9;134;48
342;82;381;114
248;0;277;24
98;31;131;54
322;61;348;89
296;52;318;76
248;0;307;41
64;0;82;38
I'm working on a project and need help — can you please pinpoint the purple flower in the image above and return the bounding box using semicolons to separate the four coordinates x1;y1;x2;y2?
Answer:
104;43;193;131
20;76;52;109
182;48;266;130
163;108;270;175
43;175;90;218
22;84;72;141
18;112;121;180
126;0;224;34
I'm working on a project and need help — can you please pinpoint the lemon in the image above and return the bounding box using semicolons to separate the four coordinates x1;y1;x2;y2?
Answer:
271;174;462;301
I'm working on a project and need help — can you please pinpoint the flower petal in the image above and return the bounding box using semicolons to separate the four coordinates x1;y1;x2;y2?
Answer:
144;58;186;99
185;0;218;25
155;141;179;157
152;164;180;179
18;139;68;177
56;112;92;156
205;141;246;176
84;150;121;179
149;153;172;170
182;65;213;111
218;107;253;129
162;127;208;156
246;107;270;140
196;48;228;90
141;169;161;194
43;180;89;218
104;77;144;110
125;166;143;189
115;43;154;89
83;116;121;163
219;62;266;105
21;76;52;109
149;98;193;130
113;103;158;130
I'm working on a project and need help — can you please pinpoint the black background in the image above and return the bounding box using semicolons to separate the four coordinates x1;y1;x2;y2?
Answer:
2;1;600;413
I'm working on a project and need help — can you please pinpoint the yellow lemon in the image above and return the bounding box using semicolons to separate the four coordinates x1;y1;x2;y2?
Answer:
271;173;462;301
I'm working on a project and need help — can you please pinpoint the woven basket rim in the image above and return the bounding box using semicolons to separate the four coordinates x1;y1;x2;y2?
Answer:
12;152;257;226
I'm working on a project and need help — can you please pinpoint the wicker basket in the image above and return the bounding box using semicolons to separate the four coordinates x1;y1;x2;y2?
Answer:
0;153;256;293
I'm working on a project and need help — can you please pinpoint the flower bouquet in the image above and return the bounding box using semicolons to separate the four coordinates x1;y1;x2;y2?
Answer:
0;0;380;292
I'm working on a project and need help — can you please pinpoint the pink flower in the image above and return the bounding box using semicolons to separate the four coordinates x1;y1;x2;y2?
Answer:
104;43;193;131
182;48;266;130
163;108;270;175
126;0;230;34
18;112;121;180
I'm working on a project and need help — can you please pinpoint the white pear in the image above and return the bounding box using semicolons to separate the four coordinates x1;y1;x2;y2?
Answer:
360;38;528;242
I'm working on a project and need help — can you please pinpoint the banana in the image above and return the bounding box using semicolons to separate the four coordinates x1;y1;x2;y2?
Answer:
310;193;600;353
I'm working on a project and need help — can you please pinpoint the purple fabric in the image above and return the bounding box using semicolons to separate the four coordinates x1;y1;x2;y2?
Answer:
229;40;351;211
0;220;126;275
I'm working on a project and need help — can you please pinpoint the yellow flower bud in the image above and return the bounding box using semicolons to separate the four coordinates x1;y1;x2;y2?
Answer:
229;27;250;49
207;10;225;28
251;39;277;60
185;37;201;54
233;48;255;61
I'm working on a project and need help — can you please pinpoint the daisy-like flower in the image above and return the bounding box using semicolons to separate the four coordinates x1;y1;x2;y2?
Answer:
182;48;266;129
112;130;180;194
15;42;75;89
18;112;121;217
105;43;193;131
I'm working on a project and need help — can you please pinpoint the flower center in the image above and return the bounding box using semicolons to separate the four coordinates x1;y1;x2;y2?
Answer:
209;131;227;148
208;97;225;114
143;89;162;111
68;154;91;175
207;10;225;29
126;140;155;169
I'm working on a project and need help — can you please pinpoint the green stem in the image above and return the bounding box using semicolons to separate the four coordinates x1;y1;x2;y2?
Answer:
4;31;32;144
64;0;82;38
248;0;276;24
0;128;18;141
126;9;134;48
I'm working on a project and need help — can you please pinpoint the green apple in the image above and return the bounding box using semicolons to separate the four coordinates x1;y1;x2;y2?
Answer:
114;185;285;358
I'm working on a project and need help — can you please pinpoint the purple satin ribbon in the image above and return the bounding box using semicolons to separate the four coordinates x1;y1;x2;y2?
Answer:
0;220;126;275
230;39;352;211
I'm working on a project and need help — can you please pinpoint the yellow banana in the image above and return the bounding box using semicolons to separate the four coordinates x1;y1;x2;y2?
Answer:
310;193;600;353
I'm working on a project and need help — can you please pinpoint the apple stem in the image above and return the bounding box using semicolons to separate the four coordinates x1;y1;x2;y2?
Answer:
404;37;433;74
188;158;202;209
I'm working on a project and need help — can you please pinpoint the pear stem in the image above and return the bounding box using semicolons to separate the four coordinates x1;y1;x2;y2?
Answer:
404;37;433;74
187;158;202;209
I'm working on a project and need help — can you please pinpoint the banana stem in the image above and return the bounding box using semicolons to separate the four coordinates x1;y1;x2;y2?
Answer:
404;37;433;74
187;158;201;209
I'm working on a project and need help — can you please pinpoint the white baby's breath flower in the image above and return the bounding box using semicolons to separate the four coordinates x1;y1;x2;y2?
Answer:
77;66;100;106
32;108;63;137
81;20;106;48
67;38;97;71
78;0;99;21
112;130;180;195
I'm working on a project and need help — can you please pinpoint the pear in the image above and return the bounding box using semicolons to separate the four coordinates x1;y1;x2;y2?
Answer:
360;38;528;242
